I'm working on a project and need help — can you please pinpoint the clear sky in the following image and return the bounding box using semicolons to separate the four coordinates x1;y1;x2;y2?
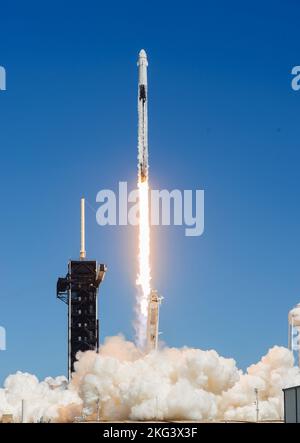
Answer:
0;0;300;382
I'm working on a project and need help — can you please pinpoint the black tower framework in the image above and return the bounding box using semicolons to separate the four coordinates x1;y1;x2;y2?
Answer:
57;260;106;379
57;198;106;380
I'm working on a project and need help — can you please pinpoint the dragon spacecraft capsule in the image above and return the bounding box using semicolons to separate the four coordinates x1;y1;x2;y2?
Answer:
137;49;149;182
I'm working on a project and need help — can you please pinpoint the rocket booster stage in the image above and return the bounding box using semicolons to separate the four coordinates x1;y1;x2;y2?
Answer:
137;49;148;182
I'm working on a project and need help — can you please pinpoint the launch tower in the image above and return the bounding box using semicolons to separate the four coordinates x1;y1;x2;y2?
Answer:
57;198;107;379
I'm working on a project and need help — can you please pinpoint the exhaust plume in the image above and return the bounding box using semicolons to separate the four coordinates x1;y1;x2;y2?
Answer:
135;179;151;349
2;336;298;422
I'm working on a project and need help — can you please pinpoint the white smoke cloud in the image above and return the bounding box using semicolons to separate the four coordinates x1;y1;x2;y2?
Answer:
1;336;299;422
220;346;300;421
0;372;81;422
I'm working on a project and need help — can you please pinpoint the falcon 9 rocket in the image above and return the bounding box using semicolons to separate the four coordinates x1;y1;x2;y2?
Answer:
137;49;148;182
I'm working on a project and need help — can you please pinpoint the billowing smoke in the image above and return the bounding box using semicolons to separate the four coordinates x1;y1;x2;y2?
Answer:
1;335;299;422
0;373;82;422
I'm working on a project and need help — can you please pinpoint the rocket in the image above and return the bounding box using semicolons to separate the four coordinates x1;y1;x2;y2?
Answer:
137;49;148;182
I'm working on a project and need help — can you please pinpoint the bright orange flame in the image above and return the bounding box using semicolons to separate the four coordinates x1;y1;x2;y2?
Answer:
136;178;151;319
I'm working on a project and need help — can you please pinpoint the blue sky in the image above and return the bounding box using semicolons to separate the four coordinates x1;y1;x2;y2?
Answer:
0;0;300;382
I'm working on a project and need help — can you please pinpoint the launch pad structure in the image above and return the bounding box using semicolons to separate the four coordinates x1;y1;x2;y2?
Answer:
57;198;107;380
146;290;162;352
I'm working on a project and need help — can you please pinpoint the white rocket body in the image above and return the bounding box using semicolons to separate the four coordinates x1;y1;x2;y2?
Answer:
137;49;148;182
146;289;162;352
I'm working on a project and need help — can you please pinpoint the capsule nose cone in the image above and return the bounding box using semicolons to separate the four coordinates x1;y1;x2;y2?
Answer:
139;49;147;58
